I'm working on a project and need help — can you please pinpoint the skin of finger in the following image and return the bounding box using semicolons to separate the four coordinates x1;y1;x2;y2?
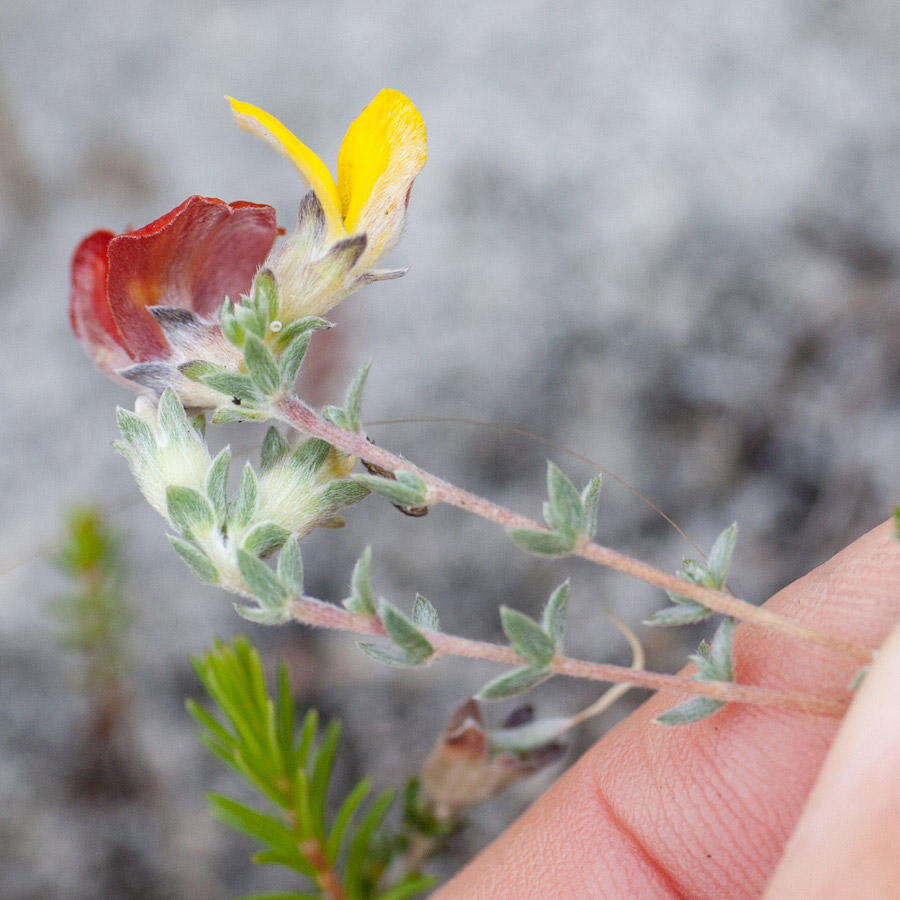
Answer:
437;520;899;899
764;618;900;898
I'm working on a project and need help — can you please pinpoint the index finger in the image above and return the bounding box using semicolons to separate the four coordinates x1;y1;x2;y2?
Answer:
438;519;900;898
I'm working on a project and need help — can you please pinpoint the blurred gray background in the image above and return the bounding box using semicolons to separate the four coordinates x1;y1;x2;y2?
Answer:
1;1;898;896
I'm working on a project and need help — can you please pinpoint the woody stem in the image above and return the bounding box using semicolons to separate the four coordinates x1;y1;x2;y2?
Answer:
276;395;874;665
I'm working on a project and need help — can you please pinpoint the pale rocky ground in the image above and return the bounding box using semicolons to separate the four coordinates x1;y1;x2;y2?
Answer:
0;1;898;896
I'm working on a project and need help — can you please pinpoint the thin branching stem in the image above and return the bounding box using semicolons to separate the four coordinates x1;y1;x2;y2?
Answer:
277;396;874;665
288;597;848;719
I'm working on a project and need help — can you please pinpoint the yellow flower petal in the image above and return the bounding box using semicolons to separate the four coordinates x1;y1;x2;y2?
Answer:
228;97;345;238
337;89;427;238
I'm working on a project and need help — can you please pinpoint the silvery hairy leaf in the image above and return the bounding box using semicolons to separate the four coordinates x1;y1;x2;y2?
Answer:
351;471;427;508
230;463;258;531
289;438;332;475
707;523;738;587
243;522;290;557
656;695;724;726
260;427;287;472
541;580;570;649
580;475;603;540
211;405;269;424
546;463;585;538
236;549;287;608
168;535;218;584
644;601;713;627
343;547;375;615
276;536;304;596
509;528;575;558
116;407;156;455
476;665;552;700
274;315;333;349
500;607;556;668
243;334;281;396
233;603;291;626
278;331;311;388
205;447;231;521
411;595;440;632
377;599;434;664
166;486;214;538
252;269;278;325
357;642;425;668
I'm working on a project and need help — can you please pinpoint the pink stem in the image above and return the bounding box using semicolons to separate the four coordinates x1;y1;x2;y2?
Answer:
278;397;873;665
289;597;848;718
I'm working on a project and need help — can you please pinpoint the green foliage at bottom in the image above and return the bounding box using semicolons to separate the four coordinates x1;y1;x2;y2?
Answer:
188;637;434;899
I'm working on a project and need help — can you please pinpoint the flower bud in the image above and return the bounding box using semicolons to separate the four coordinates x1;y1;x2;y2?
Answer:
422;699;564;814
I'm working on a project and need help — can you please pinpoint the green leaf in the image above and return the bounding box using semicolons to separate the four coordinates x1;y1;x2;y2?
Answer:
580;475;603;539
236;302;266;339
546;462;584;537
275;663;294;772
344;789;395;896
243;522;290;557
237;549;287;607
330;362;371;432
707;617;735;680
179;359;218;382
707;523;738;587
357;642;423;668
204;370;263;402
253;269;279;324
310;720;342;839
500;606;556;667
250;850;317;880
476;665;552;700
351;472;427;508
220;297;244;346
158;388;193;443
377;874;437;900
261;427;288;471
274;315;333;348
290;438;332;475
326;778;371;863
377;599;434;664
509;528;574;558
207;793;297;853
644;602;713;627
166;486;214;537
212;405;269;424
191;412;207;437
116;407;156;454
277;536;304;596
318;480;370;514
411;595;439;632
279;331;312;389
168;535;218;583
656;695;724;726
343;547;375;615
231;463;258;530
244;334;281;396
541;580;569;648
206;446;232;520
680;558;716;587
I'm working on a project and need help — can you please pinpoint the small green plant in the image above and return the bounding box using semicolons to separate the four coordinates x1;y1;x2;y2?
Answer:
188;637;434;899
51;507;134;699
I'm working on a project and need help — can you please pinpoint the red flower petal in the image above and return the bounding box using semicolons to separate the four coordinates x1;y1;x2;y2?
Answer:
105;196;278;361
70;229;120;346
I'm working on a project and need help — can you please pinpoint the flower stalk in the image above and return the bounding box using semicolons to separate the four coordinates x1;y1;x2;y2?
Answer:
277;395;874;666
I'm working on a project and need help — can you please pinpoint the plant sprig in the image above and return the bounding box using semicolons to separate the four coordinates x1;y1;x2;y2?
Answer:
188;637;434;899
